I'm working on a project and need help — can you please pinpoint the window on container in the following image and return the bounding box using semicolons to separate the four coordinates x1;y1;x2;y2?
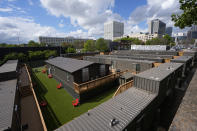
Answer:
111;61;115;69
100;65;106;77
82;68;89;82
66;72;70;81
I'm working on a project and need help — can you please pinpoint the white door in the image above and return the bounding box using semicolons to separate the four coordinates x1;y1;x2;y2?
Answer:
100;65;105;77
82;68;89;82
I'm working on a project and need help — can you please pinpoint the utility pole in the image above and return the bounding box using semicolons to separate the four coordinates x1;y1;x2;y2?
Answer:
17;32;20;45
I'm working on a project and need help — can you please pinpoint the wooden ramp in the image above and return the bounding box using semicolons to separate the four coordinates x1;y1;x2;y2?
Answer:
113;80;133;97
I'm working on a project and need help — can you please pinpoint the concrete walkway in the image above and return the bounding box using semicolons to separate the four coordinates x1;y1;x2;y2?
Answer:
169;66;197;131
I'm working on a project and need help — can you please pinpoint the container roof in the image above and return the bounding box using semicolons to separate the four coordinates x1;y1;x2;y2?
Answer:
46;57;94;73
0;60;18;74
55;88;156;131
135;62;183;81
0;79;17;130
171;56;193;62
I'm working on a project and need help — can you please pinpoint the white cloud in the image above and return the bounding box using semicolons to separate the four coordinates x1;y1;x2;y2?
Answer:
40;0;123;38
28;0;33;6
58;19;65;28
0;7;13;12
129;0;181;27
7;0;16;2
0;16;67;43
0;16;96;43
127;0;188;34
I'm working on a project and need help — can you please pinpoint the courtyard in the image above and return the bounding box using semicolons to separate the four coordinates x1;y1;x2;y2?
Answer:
32;67;116;130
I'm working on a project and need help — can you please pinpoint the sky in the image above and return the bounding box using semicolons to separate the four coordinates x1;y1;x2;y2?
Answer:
0;0;190;43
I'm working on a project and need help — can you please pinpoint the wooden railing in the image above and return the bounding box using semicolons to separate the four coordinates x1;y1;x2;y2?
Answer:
73;72;123;94
173;56;180;59
25;64;47;131
153;63;162;67
164;58;171;63
113;80;133;97
178;51;184;56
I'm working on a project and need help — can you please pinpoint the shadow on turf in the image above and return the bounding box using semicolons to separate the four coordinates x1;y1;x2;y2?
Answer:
31;71;62;130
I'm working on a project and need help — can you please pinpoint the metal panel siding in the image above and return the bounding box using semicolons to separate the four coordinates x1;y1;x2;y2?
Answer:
0;79;17;130
111;50;178;56
134;62;183;95
56;88;157;131
85;56;153;72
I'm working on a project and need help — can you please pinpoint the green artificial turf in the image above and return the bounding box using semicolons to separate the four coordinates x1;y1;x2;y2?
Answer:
32;67;116;130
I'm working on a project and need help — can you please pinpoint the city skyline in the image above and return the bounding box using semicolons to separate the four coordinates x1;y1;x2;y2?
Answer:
0;0;191;43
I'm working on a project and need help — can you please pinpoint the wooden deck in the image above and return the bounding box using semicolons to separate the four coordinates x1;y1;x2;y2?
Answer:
73;72;123;94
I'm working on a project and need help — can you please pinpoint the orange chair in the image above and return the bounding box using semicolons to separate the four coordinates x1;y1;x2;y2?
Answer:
48;74;53;78
42;69;46;73
72;98;79;107
57;83;62;89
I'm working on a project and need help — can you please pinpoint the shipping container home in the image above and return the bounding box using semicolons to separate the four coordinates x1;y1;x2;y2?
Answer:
84;56;154;72
45;57;110;99
0;79;20;131
55;87;157;131
170;56;193;77
0;60;20;131
98;55;164;63
134;62;184;103
119;72;134;85
183;51;197;62
55;62;186;131
111;50;178;56
0;60;18;82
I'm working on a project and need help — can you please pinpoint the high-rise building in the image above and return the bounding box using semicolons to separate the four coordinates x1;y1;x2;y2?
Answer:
148;19;166;35
104;21;124;41
165;27;173;36
191;25;197;31
187;25;197;40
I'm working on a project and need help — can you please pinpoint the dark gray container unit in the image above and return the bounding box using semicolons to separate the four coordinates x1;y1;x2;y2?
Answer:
112;50;178;56
46;57;110;100
183;51;197;62
134;62;184;103
0;60;18;82
0;79;20;131
119;72;134;85
97;55;164;63
131;54;174;59
171;56;193;77
55;87;157;131
84;56;154;72
117;54;174;59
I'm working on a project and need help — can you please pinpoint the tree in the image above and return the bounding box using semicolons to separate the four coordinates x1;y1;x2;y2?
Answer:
83;40;96;52
28;40;40;47
40;42;47;47
95;38;108;52
146;38;165;45
66;47;76;53
61;42;72;48
163;34;173;45
171;0;197;29
73;40;84;49
113;37;144;45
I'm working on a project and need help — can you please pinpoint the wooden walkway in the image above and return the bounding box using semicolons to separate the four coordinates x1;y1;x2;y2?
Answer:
169;66;197;131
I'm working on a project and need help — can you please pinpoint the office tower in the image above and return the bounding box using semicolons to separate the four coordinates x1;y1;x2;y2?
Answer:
104;21;124;41
148;19;166;35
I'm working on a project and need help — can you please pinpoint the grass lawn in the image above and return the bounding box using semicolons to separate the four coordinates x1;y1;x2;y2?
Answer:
32;67;116;130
